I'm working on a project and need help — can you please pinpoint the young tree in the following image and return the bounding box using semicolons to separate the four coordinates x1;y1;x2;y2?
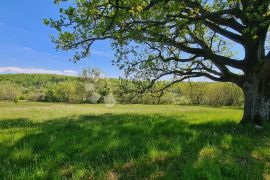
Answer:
81;67;103;84
46;0;270;125
81;67;110;103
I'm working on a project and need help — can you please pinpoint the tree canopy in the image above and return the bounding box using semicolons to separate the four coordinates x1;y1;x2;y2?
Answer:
46;0;270;124
46;0;270;84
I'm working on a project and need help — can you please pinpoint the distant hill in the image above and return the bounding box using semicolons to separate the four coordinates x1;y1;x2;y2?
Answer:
0;74;80;87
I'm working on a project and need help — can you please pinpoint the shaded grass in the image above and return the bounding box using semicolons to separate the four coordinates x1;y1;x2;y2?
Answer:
0;102;269;179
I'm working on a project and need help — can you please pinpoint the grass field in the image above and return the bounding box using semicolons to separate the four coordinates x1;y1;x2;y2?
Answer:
0;102;269;179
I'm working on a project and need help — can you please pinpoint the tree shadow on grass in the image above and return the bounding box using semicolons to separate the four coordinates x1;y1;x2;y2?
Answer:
0;114;269;179
0;118;36;129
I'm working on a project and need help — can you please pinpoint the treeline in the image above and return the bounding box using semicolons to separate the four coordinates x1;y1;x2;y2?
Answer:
0;73;243;106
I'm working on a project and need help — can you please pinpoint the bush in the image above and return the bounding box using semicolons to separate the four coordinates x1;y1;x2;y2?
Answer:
0;82;22;101
205;83;243;106
159;92;176;104
89;92;101;104
45;81;85;103
26;91;46;102
185;83;208;105
104;93;117;107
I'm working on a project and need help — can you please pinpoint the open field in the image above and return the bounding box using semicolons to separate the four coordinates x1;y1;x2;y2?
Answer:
0;102;269;179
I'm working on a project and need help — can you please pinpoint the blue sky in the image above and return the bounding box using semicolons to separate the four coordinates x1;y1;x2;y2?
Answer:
0;1;246;79
0;0;120;77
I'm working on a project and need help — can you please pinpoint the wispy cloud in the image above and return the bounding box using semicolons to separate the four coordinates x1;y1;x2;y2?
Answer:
91;50;113;57
22;46;32;51
0;67;78;76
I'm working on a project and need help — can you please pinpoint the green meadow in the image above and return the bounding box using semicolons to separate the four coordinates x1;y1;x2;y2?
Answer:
0;102;269;179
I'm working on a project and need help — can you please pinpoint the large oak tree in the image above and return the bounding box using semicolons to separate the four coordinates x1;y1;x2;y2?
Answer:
46;0;270;125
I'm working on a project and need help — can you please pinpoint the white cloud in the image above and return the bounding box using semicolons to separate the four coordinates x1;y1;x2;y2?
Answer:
0;67;78;76
22;46;32;51
62;70;78;76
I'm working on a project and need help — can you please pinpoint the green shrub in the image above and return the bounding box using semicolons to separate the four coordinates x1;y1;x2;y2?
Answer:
0;82;22;101
205;83;243;106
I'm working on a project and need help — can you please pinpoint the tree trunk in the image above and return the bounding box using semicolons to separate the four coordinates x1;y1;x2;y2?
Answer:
241;75;270;125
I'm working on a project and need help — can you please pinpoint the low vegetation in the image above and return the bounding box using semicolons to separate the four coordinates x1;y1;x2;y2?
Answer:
0;102;269;179
0;74;243;106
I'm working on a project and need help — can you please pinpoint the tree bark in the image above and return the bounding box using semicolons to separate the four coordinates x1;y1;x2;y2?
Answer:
240;75;270;125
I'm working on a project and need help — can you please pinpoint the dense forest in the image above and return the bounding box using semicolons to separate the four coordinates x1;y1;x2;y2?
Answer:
0;73;243;106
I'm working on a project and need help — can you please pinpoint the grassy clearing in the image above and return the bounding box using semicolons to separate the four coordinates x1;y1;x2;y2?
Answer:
0;102;269;179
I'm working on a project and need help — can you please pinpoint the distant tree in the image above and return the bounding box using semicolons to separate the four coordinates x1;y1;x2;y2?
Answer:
0;82;21;101
81;67;111;103
51;81;84;103
81;67;103;83
205;83;243;106
187;83;207;105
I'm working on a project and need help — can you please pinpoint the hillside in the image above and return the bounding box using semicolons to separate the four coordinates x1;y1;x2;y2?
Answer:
0;74;79;87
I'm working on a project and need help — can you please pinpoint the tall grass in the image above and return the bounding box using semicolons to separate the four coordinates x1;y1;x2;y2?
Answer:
0;102;269;179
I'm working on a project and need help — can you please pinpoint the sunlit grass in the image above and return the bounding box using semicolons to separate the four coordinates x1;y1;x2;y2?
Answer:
0;102;269;179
